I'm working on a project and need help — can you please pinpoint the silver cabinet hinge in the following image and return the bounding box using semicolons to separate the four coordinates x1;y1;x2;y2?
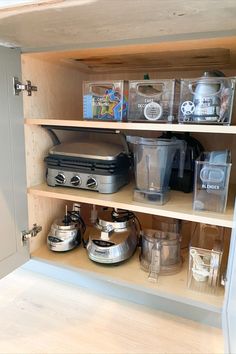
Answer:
21;224;42;243
13;77;38;96
221;273;227;286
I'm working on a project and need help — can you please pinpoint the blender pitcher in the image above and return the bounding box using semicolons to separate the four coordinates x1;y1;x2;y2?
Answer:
127;136;186;205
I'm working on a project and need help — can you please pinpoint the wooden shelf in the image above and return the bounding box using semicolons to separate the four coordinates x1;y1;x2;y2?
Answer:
32;243;224;312
28;183;234;228
25;119;236;134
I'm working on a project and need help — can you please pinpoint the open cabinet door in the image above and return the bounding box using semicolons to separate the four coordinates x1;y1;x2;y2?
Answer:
0;45;29;278
223;199;236;354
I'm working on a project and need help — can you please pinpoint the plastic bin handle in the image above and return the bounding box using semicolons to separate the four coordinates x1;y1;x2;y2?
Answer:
88;83;115;94
148;240;161;282
200;167;225;184
136;83;164;97
199;223;221;236
178;141;187;178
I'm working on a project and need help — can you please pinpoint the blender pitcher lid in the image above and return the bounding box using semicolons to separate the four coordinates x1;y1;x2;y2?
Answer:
127;136;185;146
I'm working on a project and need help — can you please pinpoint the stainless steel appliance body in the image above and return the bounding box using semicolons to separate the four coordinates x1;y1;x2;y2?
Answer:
45;141;130;194
47;219;81;252
86;211;138;264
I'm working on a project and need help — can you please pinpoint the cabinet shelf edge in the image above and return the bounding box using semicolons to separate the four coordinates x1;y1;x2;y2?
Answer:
24;119;236;134
28;184;234;228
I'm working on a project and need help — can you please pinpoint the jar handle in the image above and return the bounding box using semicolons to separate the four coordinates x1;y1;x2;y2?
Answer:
148;240;161;282
178;140;187;178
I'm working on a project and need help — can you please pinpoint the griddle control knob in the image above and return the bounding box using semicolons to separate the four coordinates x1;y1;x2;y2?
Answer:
86;177;97;189
71;175;81;187
55;173;66;185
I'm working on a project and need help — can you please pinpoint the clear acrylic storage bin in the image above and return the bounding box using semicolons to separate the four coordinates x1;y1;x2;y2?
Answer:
188;223;224;294
128;79;177;122
83;81;128;121
193;150;231;213
178;75;236;125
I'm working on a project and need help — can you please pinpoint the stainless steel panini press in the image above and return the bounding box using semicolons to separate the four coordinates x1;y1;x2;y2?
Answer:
45;141;131;193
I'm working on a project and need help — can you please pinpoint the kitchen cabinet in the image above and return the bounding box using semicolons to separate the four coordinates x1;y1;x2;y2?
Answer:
1;1;236;351
0;46;29;278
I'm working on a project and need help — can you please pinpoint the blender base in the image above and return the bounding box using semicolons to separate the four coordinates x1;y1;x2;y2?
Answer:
134;189;169;205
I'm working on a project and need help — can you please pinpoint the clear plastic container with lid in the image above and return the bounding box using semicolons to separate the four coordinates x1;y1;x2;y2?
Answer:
128;79;177;122
193;150;231;213
83;80;128;121
178;72;236;125
188;223;224;294
127;136;186;205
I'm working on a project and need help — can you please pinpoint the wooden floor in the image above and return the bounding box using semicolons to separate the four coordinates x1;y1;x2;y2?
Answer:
0;267;224;354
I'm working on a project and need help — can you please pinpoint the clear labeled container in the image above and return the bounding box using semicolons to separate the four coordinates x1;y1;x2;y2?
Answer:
140;228;182;282
127;136;186;205
178;75;236;125
128;79;177;122
188;223;224;294
193;150;231;213
83;81;128;121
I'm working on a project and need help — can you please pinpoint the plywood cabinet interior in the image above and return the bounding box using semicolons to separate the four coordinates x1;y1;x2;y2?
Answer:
22;36;236;325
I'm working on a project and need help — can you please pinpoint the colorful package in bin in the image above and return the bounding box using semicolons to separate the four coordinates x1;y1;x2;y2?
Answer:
83;81;128;121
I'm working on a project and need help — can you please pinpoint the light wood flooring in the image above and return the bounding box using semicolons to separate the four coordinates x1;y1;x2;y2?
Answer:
0;267;224;354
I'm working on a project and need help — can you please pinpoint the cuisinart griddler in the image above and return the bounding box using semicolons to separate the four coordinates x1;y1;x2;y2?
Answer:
45;141;131;193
